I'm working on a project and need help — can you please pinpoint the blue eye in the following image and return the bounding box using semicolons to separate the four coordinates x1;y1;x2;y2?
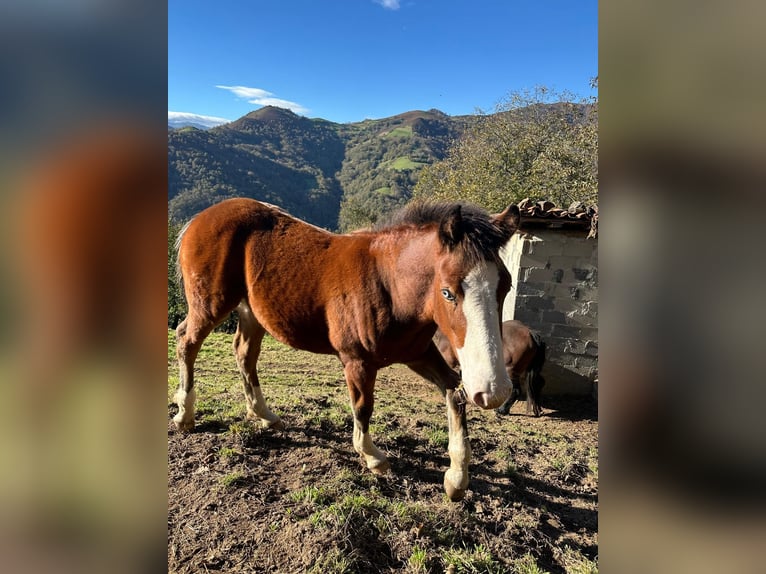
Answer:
441;288;456;302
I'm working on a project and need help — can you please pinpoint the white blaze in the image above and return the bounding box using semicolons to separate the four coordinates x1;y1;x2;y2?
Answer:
454;262;511;408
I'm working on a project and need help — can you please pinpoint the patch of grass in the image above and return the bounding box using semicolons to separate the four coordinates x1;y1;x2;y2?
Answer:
308;510;327;529
554;546;598;574
510;508;539;531
289;484;330;506
304;474;433;540
441;544;504;574
218;470;246;489
397;504;457;546
304;471;380;529
512;553;550;574
550;451;576;474
518;427;555;449
333;493;385;520
197;395;243;424
324;405;351;428
218;446;239;460
389;500;424;523
586;446;599;480
379;156;427;171
505;459;521;481
423;424;449;449
408;545;428;573
548;445;590;484
308;406;351;433
228;420;258;445
334;467;380;490
381;125;413;139
308;547;357;574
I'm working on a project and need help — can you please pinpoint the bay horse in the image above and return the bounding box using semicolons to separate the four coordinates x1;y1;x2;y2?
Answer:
434;320;546;416
172;198;519;500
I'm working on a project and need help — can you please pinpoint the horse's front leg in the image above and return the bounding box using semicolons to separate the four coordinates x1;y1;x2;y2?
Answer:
407;343;470;501
444;387;471;501
343;359;390;474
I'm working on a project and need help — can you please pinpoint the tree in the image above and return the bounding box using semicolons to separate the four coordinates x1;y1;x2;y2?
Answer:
167;219;186;329
413;84;598;211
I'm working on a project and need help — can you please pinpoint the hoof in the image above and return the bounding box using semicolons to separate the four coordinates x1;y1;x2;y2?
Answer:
368;459;391;475
444;477;466;502
247;412;285;430
444;469;468;501
173;416;195;432
265;418;285;431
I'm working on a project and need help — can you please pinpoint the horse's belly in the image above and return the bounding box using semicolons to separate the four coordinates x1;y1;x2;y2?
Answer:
276;331;335;355
259;313;335;355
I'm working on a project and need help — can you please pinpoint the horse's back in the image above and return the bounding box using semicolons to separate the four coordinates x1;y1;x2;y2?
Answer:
182;198;282;238
177;199;290;320
179;199;347;353
180;199;271;267
501;320;537;374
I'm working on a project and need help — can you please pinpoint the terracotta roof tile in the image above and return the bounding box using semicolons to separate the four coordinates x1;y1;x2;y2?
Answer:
515;198;598;238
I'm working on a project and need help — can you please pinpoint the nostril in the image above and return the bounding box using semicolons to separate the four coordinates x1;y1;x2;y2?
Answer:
471;392;489;409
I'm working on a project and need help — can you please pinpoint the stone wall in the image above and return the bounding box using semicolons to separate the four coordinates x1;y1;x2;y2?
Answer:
500;229;598;395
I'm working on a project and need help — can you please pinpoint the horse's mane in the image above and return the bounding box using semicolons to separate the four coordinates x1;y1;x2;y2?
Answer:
374;201;510;264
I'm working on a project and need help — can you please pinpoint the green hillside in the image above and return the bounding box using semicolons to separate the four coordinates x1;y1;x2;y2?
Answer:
168;106;473;230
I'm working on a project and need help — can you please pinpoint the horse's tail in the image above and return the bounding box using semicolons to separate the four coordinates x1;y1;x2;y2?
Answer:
527;331;546;416
174;218;195;301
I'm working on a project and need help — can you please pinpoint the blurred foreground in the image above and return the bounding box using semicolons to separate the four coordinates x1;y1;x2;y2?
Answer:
0;1;167;573
600;1;766;572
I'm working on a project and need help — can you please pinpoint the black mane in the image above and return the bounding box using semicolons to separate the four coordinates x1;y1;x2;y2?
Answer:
375;200;511;264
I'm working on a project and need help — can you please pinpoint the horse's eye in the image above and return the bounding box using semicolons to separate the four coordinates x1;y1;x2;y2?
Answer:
441;288;456;302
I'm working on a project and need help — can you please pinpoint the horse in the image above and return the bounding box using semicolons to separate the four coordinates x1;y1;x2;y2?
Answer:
172;197;520;501
434;320;546;417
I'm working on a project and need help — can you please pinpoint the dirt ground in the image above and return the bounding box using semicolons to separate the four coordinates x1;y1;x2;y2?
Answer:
168;335;597;573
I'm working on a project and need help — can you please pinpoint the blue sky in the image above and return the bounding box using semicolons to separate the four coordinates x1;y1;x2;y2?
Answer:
169;0;597;126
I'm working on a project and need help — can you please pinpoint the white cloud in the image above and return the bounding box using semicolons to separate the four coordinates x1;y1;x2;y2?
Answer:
214;86;273;100
374;0;400;10
216;85;310;115
167;111;231;129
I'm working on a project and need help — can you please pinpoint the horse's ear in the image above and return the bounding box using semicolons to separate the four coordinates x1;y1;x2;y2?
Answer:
492;204;520;239
439;204;464;249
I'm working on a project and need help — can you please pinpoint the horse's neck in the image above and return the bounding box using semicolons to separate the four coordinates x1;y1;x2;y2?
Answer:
373;231;437;322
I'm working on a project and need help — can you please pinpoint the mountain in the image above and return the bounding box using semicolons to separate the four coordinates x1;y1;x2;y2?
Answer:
168;122;212;131
168;112;231;130
168;106;477;230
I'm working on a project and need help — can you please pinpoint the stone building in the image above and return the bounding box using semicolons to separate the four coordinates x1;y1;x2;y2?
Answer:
501;199;598;396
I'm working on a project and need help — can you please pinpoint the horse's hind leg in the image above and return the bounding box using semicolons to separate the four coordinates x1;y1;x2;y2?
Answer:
527;371;545;417
495;369;521;415
343;359;389;474
173;313;214;431
233;302;283;430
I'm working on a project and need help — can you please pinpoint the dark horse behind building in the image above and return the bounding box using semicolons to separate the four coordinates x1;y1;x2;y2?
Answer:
172;198;520;500
434;320;546;417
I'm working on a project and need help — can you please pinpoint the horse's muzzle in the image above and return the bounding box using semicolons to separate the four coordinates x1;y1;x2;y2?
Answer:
470;386;510;410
